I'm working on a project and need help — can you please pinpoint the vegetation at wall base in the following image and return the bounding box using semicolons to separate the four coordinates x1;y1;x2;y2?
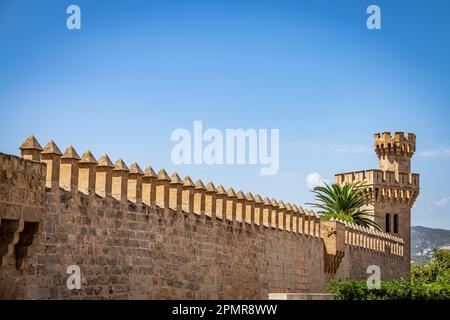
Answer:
328;249;450;300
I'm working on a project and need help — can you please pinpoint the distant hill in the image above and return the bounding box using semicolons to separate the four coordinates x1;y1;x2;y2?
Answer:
411;226;450;264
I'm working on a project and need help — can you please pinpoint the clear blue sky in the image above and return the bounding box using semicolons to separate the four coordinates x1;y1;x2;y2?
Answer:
1;0;449;228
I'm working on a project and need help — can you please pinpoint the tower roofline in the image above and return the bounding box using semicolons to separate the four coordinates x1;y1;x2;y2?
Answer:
374;131;416;158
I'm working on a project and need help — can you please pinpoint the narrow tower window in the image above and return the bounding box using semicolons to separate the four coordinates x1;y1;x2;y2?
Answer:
393;214;399;233
385;213;391;233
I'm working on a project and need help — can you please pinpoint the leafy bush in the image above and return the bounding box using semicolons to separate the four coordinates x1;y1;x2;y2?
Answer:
327;280;411;300
328;249;450;300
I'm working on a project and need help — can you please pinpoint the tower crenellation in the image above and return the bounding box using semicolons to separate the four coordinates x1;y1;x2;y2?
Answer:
336;131;420;277
374;131;416;172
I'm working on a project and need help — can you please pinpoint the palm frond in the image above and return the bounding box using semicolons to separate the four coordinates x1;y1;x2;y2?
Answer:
307;181;382;230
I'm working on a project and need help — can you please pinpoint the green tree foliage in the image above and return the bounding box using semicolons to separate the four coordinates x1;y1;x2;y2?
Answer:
328;249;450;300
308;182;381;230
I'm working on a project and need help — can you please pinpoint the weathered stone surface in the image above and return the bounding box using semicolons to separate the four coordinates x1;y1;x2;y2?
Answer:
0;131;415;299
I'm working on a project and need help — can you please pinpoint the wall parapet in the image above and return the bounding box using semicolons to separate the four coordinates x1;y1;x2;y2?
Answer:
335;169;419;188
319;218;404;276
16;135;323;238
330;219;404;257
11;136;409;261
335;169;419;205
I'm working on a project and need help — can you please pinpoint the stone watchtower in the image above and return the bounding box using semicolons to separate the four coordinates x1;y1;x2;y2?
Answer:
335;132;419;277
375;132;416;173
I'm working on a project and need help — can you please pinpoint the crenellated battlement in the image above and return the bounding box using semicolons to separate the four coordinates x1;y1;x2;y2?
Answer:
335;169;419;187
0;134;410;299
335;169;419;205
319;218;403;275
15;135;404;253
17;135;325;237
374;131;416;172
374;131;416;158
334;131;419;279
341;220;404;256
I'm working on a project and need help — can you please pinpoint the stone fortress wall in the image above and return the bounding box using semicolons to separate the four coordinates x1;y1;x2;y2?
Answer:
0;132;415;299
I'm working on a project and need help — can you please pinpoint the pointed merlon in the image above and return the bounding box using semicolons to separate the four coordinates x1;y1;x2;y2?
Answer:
170;172;183;185
42;140;62;155
278;200;286;209
216;185;227;195
182;176;195;187
80;150;98;164
270;198;279;207
254;194;264;204
263;197;272;206
61;146;81;160
156;168;170;181
236;190;246;200
226;187;237;198
291;204;299;213
20;135;43;151
245;192;255;202
310;209;318;217
113;159;129;171
285;202;293;211
206;181;217;193
97;154;114;167
144;165;156;178
194;179;206;190
129;162;144;174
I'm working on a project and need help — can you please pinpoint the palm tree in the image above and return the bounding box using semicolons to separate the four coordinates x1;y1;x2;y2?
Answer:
307;182;382;230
